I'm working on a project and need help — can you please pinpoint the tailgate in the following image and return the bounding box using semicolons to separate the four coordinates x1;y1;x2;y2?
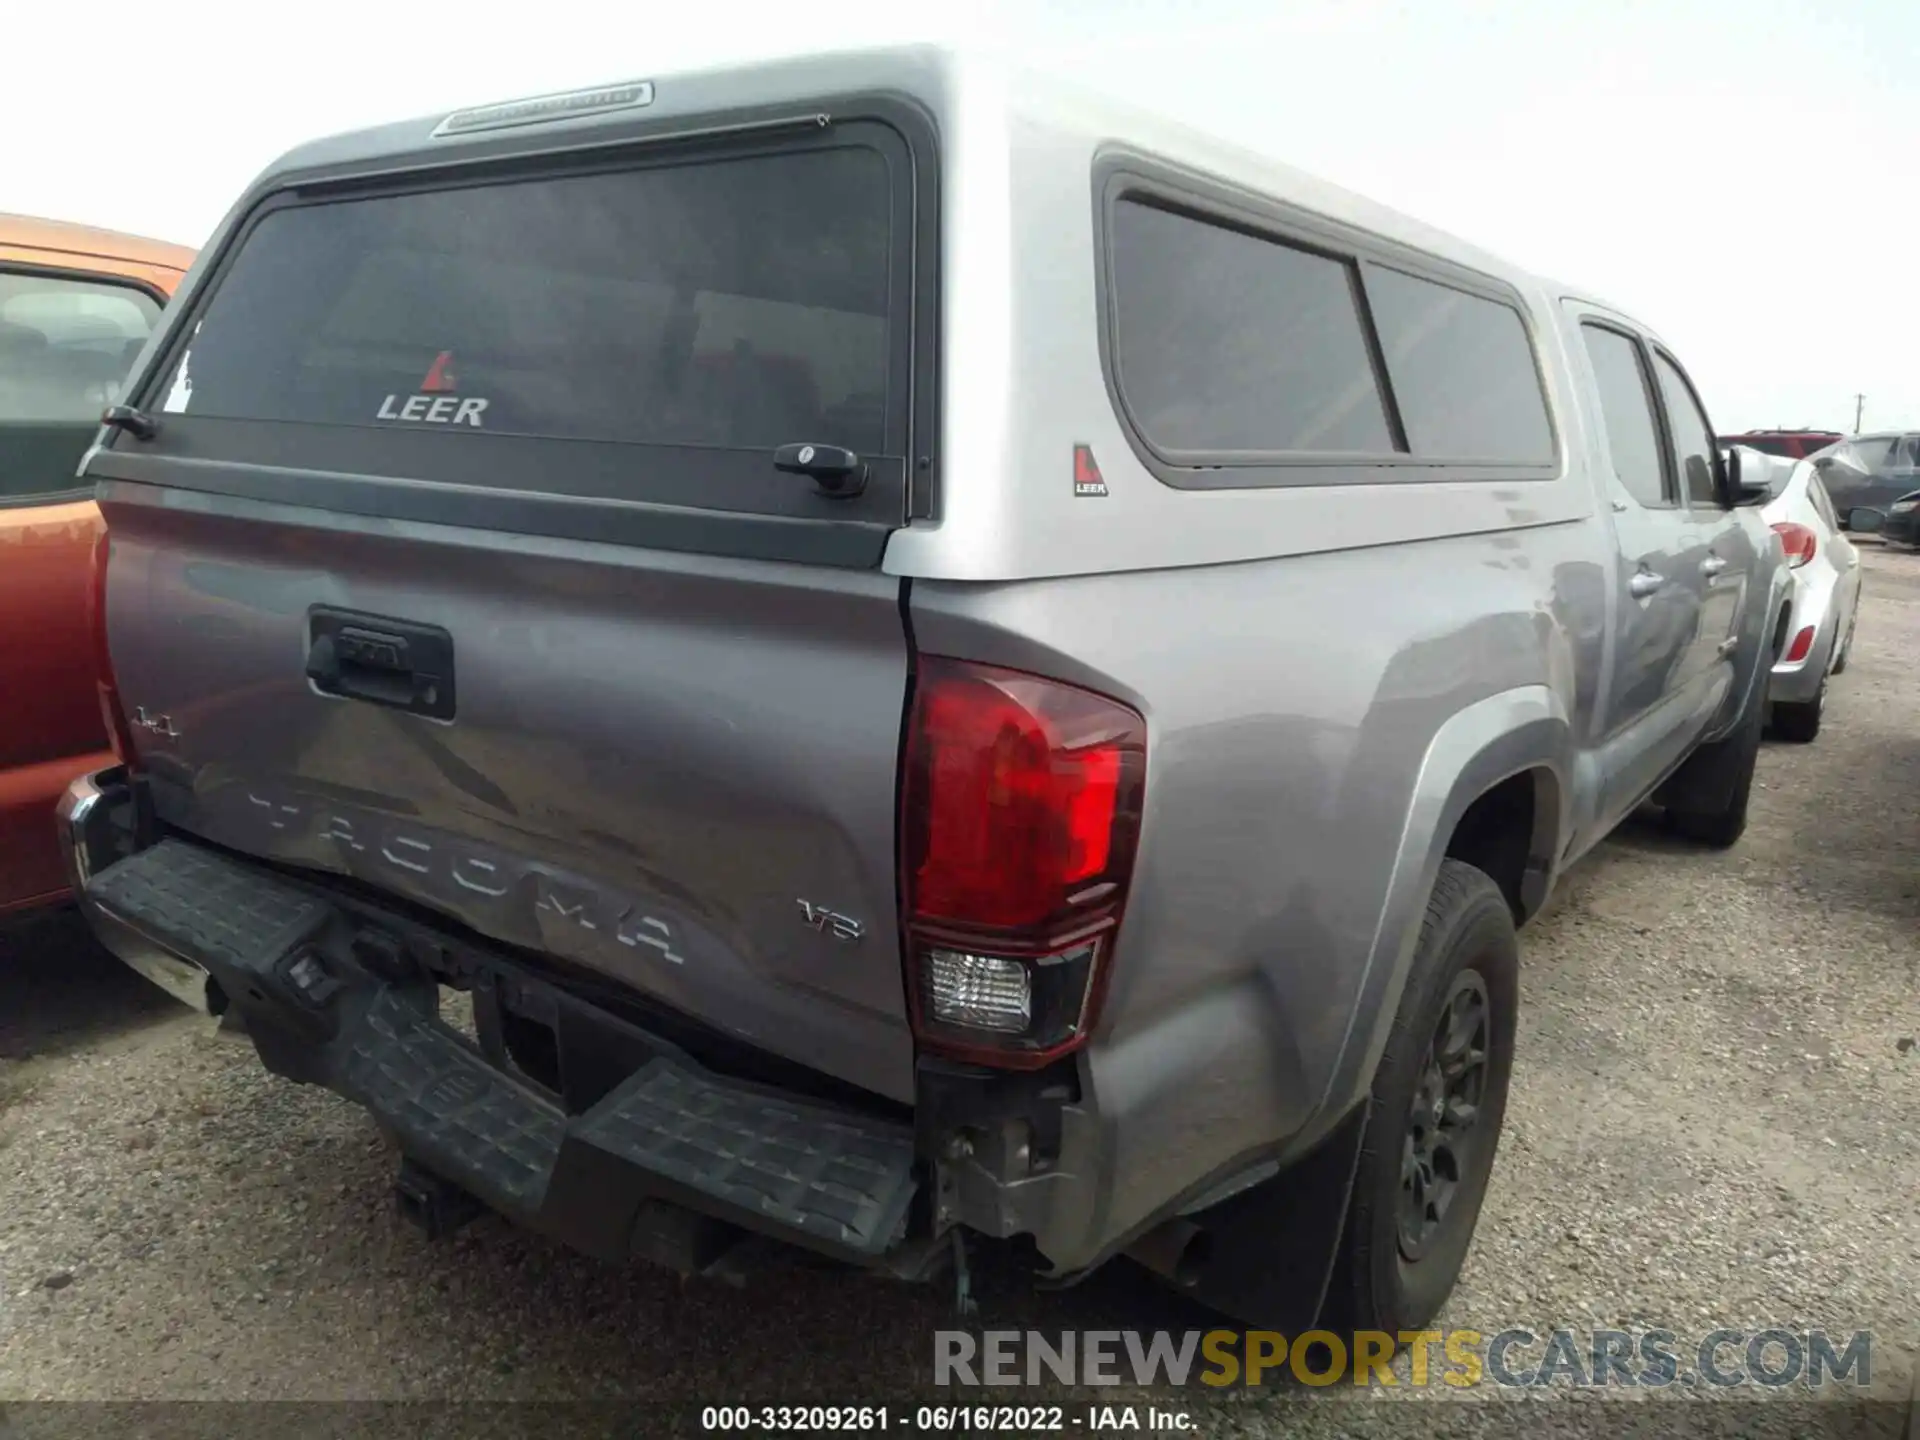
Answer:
99;491;916;1100
83;109;932;1101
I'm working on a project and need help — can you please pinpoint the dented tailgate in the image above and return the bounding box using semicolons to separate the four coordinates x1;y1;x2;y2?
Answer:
83;108;933;1102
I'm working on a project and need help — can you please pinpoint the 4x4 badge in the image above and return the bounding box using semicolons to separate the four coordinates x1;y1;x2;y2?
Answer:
1074;444;1109;497
132;706;180;740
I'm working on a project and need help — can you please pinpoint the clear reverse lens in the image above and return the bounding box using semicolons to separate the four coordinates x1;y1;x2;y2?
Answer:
926;949;1032;1034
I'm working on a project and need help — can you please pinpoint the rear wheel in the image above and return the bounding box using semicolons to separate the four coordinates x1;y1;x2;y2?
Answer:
1771;680;1824;744
1665;680;1765;848
1323;860;1517;1335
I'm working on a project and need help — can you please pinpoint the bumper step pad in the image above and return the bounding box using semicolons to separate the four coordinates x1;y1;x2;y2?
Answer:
88;839;328;977
582;1062;917;1254
343;990;566;1213
82;841;918;1263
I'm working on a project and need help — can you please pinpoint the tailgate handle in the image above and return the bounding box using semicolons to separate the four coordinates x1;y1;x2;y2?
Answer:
306;608;457;721
773;441;869;498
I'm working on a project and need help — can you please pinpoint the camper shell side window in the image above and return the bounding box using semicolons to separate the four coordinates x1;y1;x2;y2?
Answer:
1093;150;1561;492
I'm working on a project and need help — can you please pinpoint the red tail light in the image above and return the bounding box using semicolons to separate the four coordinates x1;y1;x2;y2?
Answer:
1771;521;1817;569
1784;625;1815;664
901;658;1146;1068
88;526;138;770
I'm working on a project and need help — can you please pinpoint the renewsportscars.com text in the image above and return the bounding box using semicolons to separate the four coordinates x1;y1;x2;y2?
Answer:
934;1329;1874;1390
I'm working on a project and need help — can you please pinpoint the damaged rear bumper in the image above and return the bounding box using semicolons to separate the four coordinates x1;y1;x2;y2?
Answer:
59;769;1356;1323
59;769;222;1015
58;769;921;1276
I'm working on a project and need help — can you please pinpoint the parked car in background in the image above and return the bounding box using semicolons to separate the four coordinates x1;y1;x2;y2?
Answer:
58;51;1788;1342
1811;432;1920;526
1860;491;1920;547
1721;428;1844;460
0;215;193;914
1744;448;1860;742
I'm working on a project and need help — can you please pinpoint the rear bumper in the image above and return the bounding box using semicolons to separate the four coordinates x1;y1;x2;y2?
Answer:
59;769;1336;1292
1769;573;1841;705
58;767;220;1011
58;771;921;1274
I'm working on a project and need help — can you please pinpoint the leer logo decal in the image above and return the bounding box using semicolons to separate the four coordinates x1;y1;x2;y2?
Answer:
376;351;489;428
421;350;457;392
1073;444;1109;497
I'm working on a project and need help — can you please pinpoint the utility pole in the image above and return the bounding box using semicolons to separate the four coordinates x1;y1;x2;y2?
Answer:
1854;393;1865;432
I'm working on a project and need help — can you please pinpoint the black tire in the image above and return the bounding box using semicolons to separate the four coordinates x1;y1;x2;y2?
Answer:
1665;681;1764;848
1323;859;1518;1335
1770;682;1824;744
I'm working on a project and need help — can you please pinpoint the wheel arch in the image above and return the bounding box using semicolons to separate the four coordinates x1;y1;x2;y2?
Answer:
1315;684;1572;1129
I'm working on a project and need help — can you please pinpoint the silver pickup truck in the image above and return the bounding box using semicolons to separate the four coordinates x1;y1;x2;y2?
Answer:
61;47;1787;1338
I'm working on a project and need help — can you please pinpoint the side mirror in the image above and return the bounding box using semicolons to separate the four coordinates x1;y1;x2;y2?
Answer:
1713;445;1740;507
1719;445;1770;505
1848;507;1886;534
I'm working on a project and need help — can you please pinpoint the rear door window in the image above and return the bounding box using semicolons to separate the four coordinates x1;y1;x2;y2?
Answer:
1;270;161;499
143;133;911;527
1580;324;1670;508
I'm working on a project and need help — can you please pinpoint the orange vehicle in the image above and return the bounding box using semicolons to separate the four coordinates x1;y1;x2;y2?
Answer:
0;215;193;913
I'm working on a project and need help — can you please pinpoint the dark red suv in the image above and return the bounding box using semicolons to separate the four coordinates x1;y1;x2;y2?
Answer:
1720;428;1845;460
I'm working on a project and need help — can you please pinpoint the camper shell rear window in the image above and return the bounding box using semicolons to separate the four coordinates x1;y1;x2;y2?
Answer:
120;114;930;564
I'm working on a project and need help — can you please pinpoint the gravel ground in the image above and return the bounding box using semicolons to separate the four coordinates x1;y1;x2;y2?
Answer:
1;549;1917;1432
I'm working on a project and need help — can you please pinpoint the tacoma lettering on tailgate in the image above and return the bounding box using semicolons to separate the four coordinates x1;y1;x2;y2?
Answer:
237;788;686;966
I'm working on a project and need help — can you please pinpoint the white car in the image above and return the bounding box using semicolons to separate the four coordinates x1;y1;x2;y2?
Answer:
1748;448;1862;742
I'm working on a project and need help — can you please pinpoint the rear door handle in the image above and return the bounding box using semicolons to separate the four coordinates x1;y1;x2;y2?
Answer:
1701;554;1729;577
1628;571;1664;599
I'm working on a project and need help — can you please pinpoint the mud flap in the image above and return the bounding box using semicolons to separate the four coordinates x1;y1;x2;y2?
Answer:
1179;1101;1369;1332
1653;670;1765;816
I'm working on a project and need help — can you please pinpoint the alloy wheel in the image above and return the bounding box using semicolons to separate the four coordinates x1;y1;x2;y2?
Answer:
1398;970;1492;1261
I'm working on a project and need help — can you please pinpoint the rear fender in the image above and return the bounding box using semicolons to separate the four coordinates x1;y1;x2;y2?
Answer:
1317;686;1571;1128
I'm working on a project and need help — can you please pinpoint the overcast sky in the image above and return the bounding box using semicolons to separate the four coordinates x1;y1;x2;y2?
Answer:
7;0;1912;432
